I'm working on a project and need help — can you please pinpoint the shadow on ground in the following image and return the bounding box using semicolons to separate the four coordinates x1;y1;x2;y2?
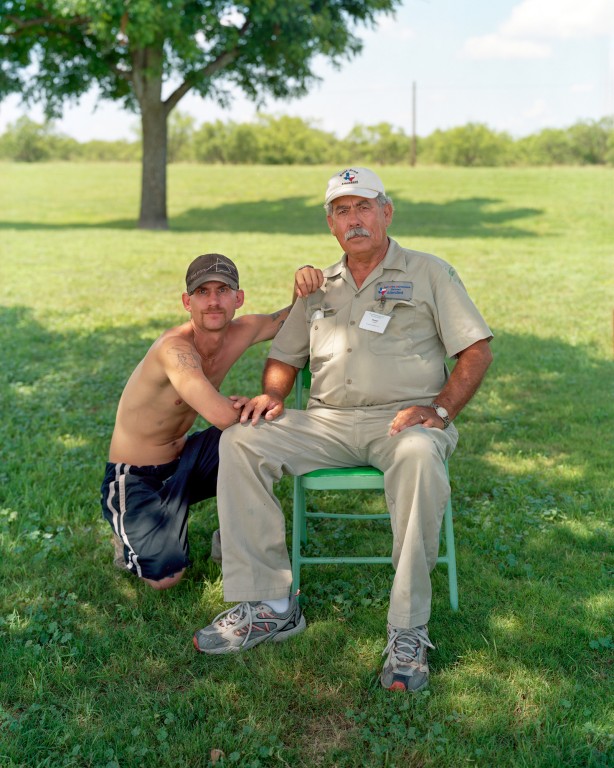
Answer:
0;305;610;766
0;195;543;237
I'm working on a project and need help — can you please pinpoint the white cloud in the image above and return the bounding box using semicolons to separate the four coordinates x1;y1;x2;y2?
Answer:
463;0;614;61
502;0;614;40
463;34;550;60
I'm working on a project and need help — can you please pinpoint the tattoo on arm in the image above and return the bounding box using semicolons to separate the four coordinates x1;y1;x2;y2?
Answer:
270;305;291;328
168;345;200;371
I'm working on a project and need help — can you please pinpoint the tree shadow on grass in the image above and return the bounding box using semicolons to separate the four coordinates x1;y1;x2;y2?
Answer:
0;307;611;765
0;195;542;238
173;196;541;238
0;306;610;595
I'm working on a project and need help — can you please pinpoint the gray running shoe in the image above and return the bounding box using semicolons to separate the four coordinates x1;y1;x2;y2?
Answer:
193;594;306;654
380;624;435;692
210;529;222;564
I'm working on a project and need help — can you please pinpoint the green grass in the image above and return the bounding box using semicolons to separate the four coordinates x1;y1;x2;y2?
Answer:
0;163;612;768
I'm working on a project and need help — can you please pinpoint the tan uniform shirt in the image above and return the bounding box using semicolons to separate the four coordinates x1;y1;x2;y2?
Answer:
269;238;492;408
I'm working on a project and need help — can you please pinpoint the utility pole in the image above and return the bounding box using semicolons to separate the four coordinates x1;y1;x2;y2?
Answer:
410;80;417;167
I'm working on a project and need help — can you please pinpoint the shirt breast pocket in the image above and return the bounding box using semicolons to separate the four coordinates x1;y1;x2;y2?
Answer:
368;300;416;356
308;307;338;370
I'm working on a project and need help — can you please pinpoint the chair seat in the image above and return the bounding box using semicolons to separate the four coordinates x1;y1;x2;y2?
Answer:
301;466;384;490
303;467;382;478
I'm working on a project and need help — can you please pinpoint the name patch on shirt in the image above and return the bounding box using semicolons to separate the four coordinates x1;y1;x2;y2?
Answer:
375;282;413;301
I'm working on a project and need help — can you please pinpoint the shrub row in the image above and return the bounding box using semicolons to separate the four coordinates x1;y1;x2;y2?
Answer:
2;113;613;166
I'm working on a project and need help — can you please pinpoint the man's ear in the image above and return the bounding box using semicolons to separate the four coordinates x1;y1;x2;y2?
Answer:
182;292;191;312
235;289;245;309
384;203;394;226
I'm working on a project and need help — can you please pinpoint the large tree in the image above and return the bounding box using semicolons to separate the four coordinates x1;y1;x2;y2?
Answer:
1;0;399;229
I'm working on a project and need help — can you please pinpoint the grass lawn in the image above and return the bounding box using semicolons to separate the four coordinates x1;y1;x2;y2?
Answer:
0;163;612;767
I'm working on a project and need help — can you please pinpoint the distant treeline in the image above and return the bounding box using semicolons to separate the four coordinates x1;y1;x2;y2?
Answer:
2;113;613;166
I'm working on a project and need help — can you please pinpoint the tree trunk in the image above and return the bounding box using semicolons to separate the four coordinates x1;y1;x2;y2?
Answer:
133;45;169;230
139;101;168;229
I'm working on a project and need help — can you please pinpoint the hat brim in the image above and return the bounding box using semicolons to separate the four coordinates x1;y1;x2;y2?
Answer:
187;274;239;294
325;187;380;205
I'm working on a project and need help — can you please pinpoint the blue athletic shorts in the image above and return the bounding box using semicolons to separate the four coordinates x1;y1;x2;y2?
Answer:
100;427;221;581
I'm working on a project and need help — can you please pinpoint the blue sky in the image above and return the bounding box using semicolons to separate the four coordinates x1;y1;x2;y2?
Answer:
1;0;612;140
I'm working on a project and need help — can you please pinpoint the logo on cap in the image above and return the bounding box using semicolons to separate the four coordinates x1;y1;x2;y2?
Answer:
341;170;357;184
185;253;239;294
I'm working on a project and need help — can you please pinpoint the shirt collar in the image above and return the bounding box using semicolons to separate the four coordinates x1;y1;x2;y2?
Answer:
323;238;405;283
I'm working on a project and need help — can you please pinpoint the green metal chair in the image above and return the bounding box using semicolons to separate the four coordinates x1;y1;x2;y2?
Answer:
291;365;459;611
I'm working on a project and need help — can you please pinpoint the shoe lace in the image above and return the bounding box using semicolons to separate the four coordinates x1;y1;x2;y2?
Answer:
211;601;267;648
383;625;435;663
211;601;251;630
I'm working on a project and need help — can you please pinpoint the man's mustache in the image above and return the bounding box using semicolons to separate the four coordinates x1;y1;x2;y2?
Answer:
345;227;371;241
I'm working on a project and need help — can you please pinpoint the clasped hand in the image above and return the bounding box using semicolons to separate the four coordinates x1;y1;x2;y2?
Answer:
389;406;443;436
232;393;285;425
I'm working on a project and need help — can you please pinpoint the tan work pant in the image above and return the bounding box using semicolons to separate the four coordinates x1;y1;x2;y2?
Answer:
217;405;458;629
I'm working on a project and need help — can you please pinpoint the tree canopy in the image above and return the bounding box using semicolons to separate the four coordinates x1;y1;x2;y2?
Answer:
1;0;400;228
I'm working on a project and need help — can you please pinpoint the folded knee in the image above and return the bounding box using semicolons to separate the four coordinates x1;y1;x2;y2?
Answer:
219;423;244;456
142;569;186;590
394;435;440;465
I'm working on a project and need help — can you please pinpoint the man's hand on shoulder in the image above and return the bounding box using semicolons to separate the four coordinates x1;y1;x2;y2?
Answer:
239;394;285;425
294;266;324;298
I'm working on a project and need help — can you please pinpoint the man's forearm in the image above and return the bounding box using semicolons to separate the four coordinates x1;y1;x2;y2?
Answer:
435;339;493;420
262;358;299;401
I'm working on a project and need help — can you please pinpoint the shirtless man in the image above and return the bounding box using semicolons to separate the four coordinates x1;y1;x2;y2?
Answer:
101;253;320;590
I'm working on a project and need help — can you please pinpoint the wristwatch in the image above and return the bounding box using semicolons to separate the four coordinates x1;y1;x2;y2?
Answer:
431;403;450;429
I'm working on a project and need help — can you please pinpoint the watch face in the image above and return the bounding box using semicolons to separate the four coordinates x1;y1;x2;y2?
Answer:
435;406;448;419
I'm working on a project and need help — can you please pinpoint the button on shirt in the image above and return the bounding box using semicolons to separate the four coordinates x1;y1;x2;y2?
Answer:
269;238;492;408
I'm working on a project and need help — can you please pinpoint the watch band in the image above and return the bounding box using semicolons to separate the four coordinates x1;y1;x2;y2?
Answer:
431;402;450;429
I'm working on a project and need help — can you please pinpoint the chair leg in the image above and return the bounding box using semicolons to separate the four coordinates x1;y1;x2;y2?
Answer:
443;497;458;611
291;470;459;609
292;478;304;593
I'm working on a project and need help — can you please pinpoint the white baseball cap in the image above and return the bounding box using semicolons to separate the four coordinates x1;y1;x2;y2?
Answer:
325;167;386;205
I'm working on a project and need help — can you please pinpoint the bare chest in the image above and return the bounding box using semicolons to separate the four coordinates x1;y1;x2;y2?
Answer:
198;341;247;389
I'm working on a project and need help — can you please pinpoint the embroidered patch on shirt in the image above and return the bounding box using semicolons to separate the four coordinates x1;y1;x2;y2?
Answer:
375;282;413;301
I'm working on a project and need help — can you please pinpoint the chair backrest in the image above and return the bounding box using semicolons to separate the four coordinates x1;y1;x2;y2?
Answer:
294;364;311;410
